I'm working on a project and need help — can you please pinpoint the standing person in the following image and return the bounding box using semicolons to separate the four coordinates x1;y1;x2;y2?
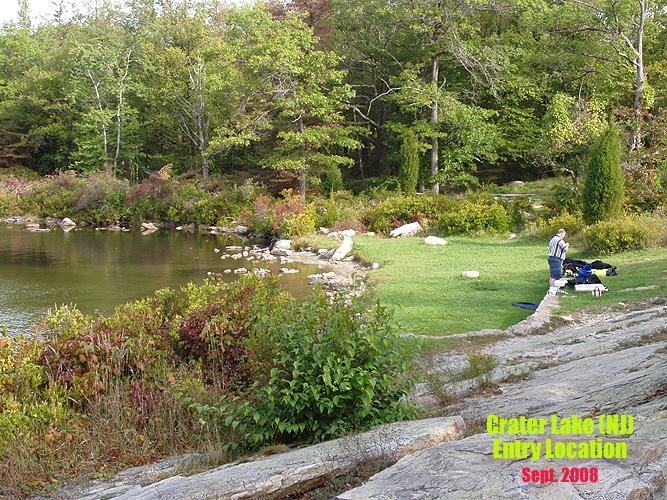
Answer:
548;229;569;287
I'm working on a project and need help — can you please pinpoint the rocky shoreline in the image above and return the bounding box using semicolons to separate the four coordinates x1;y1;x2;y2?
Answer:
0;215;371;296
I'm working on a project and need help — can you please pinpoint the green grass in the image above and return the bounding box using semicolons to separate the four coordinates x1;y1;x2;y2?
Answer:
557;248;667;313
492;176;570;203
352;235;666;336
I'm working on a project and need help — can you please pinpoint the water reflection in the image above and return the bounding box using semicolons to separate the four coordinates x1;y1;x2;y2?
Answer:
0;224;323;336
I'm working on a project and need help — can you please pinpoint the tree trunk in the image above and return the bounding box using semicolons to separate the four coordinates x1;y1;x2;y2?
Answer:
630;0;646;152
200;152;209;180
430;54;440;195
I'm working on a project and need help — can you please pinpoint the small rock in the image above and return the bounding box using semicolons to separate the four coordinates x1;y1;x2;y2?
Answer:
371;262;380;270
175;226;183;231
234;225;249;234
242;251;249;257
512;180;525;186
461;270;480;279
223;269;232;274
424;236;447;246
280;268;299;274
214;248;220;253
366;232;376;237
508;233;517;240
389;222;422;238
341;229;356;237
231;253;242;260
233;267;248;274
319;227;330;234
227;245;242;251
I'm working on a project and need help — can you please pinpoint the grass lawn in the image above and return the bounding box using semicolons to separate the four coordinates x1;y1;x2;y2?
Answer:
557;248;667;313
349;235;666;336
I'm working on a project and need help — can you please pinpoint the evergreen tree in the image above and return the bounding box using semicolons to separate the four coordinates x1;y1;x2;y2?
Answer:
399;130;420;194
582;123;624;224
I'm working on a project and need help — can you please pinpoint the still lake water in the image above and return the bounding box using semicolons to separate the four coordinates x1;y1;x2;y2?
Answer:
0;223;323;336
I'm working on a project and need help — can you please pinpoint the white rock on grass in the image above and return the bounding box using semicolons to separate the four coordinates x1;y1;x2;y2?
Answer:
341;229;356;237
371;262;380;270
331;235;353;261
319;227;330;234
424;236;447;246
389;222;422;238
461;270;480;279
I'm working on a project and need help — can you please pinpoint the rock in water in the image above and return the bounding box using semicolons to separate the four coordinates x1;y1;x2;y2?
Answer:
141;222;159;234
389;222;422;238
424;236;447;246
60;217;76;229
331;236;353;261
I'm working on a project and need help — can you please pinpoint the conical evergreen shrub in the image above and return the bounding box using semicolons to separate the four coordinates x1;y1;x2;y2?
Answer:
399;131;420;194
582;123;624;224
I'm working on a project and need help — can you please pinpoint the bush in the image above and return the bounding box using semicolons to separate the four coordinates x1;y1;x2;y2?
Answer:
321;166;344;196
364;195;441;233
527;212;586;240
436;200;510;235
582;123;624;224
0;276;414;494
75;171;131;223
399;131;420;195
582;215;665;254
27;171;83;218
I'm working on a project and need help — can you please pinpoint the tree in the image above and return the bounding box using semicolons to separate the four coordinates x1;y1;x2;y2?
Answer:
399;130;420;194
582;123;625;223
258;12;358;201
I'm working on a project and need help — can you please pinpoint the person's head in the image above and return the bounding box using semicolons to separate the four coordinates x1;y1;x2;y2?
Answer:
557;228;566;239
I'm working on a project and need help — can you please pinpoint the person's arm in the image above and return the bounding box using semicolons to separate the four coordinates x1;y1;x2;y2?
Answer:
558;240;569;251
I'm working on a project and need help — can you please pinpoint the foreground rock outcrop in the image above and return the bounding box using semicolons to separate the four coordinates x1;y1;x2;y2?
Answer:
58;417;464;500
341;302;667;499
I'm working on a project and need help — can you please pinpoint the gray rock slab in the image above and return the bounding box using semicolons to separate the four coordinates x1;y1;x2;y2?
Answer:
338;417;667;499
80;417;464;500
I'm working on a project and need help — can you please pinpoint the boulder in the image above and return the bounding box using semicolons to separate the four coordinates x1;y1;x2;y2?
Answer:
331;235;353;261
140;222;158;234
424;236;447;246
319;227;330;234
341;229;356;237
389;222;422;238
461;270;480;278
512;180;525;186
60;217;76;228
273;239;292;250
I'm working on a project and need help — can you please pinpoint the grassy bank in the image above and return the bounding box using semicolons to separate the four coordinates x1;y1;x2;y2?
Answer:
344;236;666;336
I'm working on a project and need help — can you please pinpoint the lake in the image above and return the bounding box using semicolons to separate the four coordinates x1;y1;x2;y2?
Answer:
0;223;325;336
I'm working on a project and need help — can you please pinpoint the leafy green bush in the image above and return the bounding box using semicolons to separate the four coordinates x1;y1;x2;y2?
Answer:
321;165;344;196
0;276;413;493
27;171;83;218
281;204;318;238
582;215;665;254
527;212;585;240
364;195;441;233
75;171;131;223
436;200;510;235
582;123;624;224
